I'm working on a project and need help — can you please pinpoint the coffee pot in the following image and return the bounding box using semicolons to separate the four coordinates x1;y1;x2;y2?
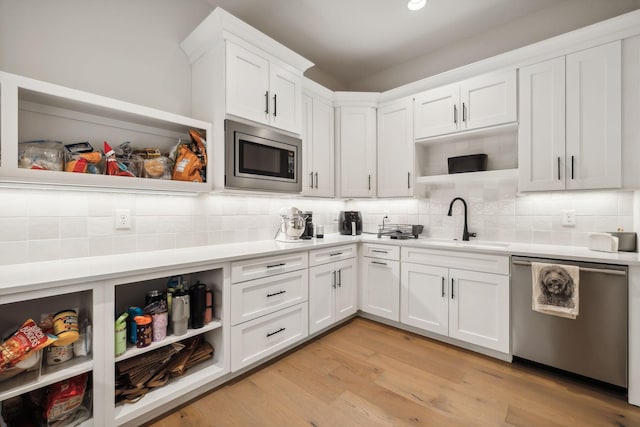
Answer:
171;287;190;336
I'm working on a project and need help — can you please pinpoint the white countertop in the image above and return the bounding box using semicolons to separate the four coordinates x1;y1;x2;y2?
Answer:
2;233;639;295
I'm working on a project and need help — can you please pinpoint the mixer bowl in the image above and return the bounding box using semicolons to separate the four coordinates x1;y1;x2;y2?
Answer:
281;216;306;239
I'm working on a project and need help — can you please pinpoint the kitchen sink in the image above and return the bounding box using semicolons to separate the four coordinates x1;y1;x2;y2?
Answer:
419;239;509;250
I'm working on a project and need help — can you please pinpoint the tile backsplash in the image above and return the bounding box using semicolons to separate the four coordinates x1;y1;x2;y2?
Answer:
0;183;636;265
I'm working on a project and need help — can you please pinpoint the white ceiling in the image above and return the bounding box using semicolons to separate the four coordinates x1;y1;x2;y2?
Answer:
203;0;635;90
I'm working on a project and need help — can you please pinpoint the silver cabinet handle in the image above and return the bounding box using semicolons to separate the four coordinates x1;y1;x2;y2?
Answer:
266;327;286;338
329;252;343;257
557;157;561;180
266;290;286;298
451;278;455;299
512;260;626;276
441;276;445;298
368;174;371;191
371;261;387;266
571;155;575;180
332;270;336;288
267;263;285;269
408;172;411;189
315;172;318;189
371;249;388;254
337;269;342;287
310;172;314;188
265;91;269;115
453;104;457;125
462;102;467;122
273;93;277;117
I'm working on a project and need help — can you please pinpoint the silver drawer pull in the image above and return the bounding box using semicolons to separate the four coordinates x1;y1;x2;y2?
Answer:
266;327;286;338
329;252;343;257
266;290;286;298
371;261;387;266
267;263;286;269
371;249;388;254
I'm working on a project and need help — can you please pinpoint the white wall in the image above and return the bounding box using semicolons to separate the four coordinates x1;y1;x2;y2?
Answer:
350;0;640;91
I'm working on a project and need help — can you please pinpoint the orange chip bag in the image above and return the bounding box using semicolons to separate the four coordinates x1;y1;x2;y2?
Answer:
0;319;57;371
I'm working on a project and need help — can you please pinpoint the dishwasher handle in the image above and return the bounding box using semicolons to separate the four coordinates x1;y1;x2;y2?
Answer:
512;260;626;276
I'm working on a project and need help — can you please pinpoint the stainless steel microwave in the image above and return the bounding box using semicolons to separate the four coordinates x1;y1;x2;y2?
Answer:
225;119;302;193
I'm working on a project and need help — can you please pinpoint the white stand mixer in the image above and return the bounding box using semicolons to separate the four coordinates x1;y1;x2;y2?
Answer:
275;207;308;242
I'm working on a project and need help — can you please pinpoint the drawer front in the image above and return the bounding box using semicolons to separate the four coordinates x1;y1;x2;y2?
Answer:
231;252;308;283
231;302;308;372
401;246;509;275
231;269;308;326
362;243;400;261
309;244;357;267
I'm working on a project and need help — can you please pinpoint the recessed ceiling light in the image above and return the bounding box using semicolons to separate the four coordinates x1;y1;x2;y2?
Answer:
407;0;427;11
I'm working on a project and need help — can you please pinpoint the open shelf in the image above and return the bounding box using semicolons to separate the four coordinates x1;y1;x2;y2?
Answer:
416;168;518;184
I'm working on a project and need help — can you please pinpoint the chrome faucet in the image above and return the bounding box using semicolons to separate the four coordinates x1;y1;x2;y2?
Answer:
447;197;476;241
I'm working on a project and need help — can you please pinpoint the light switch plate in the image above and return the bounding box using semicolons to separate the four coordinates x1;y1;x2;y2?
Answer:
561;209;576;226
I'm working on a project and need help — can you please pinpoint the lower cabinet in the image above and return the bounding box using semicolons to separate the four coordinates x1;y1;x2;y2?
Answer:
400;247;510;353
361;243;400;321
308;245;358;334
230;252;309;372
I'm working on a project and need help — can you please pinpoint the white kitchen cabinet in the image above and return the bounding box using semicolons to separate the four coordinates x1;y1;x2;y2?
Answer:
400;247;509;354
414;69;516;140
226;41;302;134
361;244;400;321
230;252;308;372
0;71;212;193
308;245;357;335
377;98;414;197
302;86;334;197
336;105;377;198
519;41;621;191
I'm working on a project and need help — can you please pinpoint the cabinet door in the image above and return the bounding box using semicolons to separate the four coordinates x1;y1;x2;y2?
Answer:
308;263;335;334
226;42;270;125
400;263;448;336
518;57;566;192
334;258;357;322
566;41;622;190
448;269;509;353
301;94;314;194
311;99;335;197
361;258;400;321
414;83;459;139
460;70;517;131
339;106;377;197
270;62;302;134
377;99;413;197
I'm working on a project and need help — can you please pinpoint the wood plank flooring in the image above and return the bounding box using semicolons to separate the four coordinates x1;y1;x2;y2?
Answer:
146;318;640;426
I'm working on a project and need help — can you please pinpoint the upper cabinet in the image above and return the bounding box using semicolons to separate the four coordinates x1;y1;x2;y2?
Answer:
414;69;517;140
226;41;302;134
302;80;335;197
377;98;414;197
0;71;212;193
519;41;621;191
335;99;377;198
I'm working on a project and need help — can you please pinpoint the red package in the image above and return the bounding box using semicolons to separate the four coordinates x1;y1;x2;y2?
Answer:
45;373;88;422
0;319;57;371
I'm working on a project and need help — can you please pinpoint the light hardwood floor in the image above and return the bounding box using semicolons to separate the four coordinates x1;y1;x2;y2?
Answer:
147;318;640;426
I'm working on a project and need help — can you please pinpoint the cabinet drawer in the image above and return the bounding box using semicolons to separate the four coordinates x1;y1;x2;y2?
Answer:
362;243;400;260
401;246;509;275
309;244;357;267
231;270;308;326
231;252;308;283
231;303;308;372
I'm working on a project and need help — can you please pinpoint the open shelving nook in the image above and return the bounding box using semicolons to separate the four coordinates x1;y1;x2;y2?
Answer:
108;262;229;427
0;71;213;193
414;123;518;185
0;282;101;427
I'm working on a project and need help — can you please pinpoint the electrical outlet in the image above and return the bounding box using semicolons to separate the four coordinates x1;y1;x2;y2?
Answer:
561;209;576;226
115;209;131;230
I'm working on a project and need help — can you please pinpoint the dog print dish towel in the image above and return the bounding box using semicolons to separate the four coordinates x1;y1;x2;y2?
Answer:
531;262;579;319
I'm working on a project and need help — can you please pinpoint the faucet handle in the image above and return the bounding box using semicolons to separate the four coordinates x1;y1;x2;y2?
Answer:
469;232;477;238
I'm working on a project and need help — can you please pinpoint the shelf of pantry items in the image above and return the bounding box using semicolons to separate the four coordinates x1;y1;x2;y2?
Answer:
416;168;518;184
0;356;92;401
114;361;225;426
0;71;213;193
114;319;222;363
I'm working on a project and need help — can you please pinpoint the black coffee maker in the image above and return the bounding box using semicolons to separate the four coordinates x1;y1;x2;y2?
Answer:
300;211;313;240
338;211;362;235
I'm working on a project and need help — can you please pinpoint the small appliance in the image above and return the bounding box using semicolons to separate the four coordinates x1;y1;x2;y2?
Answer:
225;119;302;193
300;211;313;240
275;207;308;242
338;211;362;236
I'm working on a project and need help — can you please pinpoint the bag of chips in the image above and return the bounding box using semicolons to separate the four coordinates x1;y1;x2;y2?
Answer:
0;319;57;372
172;129;207;183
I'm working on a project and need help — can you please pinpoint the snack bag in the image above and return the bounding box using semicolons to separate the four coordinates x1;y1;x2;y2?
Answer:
172;129;207;182
0;319;57;372
45;372;88;422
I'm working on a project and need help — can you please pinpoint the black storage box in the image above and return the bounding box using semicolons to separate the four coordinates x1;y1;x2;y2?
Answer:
447;154;488;174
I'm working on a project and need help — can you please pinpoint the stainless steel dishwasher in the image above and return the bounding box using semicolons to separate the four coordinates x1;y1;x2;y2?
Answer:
511;256;628;387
